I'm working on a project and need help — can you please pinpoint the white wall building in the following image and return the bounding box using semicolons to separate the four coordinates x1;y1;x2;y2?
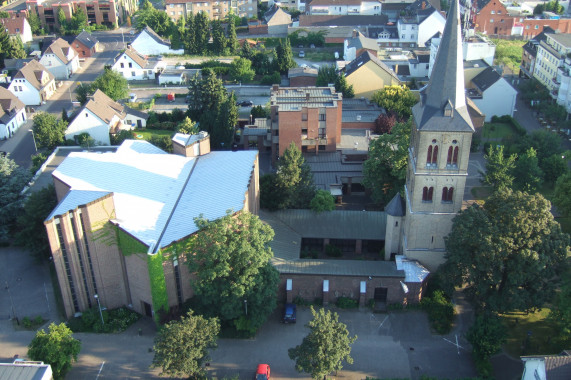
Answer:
398;8;445;48
131;26;184;56
0;17;33;43
468;66;517;121
8;60;56;106
39;38;80;80
307;0;382;15
0;87;26;140
429;33;496;77
112;46;167;81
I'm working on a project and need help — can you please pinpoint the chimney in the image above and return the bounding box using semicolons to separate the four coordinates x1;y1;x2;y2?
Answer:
306;92;310;101
422;1;426;9
172;131;211;157
272;84;279;91
352;29;358;38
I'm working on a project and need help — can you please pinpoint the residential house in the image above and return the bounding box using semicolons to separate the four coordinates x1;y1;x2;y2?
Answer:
344;51;401;99
521;351;571;380
288;66;318;86
307;0;382;16
163;0;257;22
0;16;32;43
408;50;430;77
397;0;446;48
0;86;27;140
471;0;515;36
25;0;138;32
343;30;379;61
111;46;167;80
269;85;343;162
8;60;56;105
130;26;184;56
467;66;517;121
44;134;260;318
72;31;99;58
65;90;149;144
264;5;292;35
533;33;571;97
520;28;553;79
39;38;80;79
428;33;495;77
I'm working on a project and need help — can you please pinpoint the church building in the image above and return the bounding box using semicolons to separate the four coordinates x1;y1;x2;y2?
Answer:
385;0;474;271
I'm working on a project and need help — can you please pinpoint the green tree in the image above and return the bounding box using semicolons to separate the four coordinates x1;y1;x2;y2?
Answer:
177;117;198;135
15;185;58;260
187;71;226;120
371;85;417;120
91;68;129;101
135;0;173;37
441;189;569;313
548;282;571;347
74;83;92;105
61;108;69;123
185;212;279;332
250;105;268;119
0;154;31;243
288;307;357;380
77;132;95;148
512;147;543;192
363;121;410;205
28;323;81;380
183;12;196;54
28;10;41;35
553;172;571;216
194;12;210;55
481;145;516;191
542;153;569;183
335;73;354;98
230;57;255;82
310;189;335;212
69;8;89;35
211;20;226;55
315;66;354;98
212;94;238;149
152;311;219;378
32;112;67;149
57;7;67;33
5;35;27;59
227;18;239;54
275;38;296;74
240;40;253;59
466;314;506;377
110;129;133;145
274;142;316;209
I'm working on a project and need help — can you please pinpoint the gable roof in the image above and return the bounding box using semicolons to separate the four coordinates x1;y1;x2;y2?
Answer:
474;0;491;12
82;89;126;123
0;17;28;35
0;86;24;124
471;66;503;92
264;5;291;24
345;50;401;82
347;31;379;51
122;46;147;68
139;26;170;47
74;31;98;49
299;14;388;27
124;106;150;120
43;38;77;65
50;142;258;252
522;351;571;380
13;60;54;90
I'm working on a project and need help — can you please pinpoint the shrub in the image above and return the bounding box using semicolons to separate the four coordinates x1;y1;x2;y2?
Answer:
471;135;481;152
22;317;32;328
261;71;281;85
467;314;506;361
67;307;140;333
336;297;358;309
421;290;454;334
294;296;311;306
324;244;342;257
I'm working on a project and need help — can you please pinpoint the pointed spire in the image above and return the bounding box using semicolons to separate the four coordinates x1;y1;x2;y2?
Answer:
425;0;464;110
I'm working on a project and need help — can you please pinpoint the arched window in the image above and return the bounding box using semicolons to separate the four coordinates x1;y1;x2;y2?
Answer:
432;145;438;164
427;144;438;166
452;146;459;165
447;146;453;165
427;145;432;164
442;187;454;202
423;186;434;202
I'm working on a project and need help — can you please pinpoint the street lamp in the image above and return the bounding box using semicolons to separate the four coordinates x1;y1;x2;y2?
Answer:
244;299;248;316
30;129;37;153
94;294;104;325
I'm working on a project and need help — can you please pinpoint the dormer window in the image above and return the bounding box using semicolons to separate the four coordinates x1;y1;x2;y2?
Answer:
444;100;453;117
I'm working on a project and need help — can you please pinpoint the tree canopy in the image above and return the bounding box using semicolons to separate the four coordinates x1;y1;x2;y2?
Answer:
152;311;219;378
441;189;569;313
363;121;410;205
481;145;516;192
230;57;256;83
288;307;357;379
184;212;279;333
91;68;129;101
371;85;417;120
310;189;336;212
315;66;354;98
135;0;173;37
28;323;81;380
553;172;571;216
0;154;32;244
274;39;296;74
32;112;68;149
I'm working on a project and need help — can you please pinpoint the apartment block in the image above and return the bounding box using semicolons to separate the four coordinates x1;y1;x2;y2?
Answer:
533;33;571;97
163;0;257;22
269;85;343;162
25;0;138;32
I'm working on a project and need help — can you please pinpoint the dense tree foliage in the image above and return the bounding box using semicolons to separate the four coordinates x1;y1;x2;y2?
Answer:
185;212;279;334
230;58;256;82
32;112;67;149
28;323;81;380
310;189;336;212
274;39;296;74
553;172;571;216
490;39;525;74
91;68;129;101
441;189;569;313
374;112;397;134
0;154;32;244
363;121;410;205
152;311;219;378
371;85;417;120
289;307;357;379
512;147;543;192
481;145;516;191
315;66;354;98
135;0;173;36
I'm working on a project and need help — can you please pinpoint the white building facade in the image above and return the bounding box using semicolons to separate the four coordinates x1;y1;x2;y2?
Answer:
308;0;382;15
131;26;184;56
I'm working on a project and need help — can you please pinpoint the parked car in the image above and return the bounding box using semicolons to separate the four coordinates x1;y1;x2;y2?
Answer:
237;100;254;107
185;95;191;103
299;51;305;58
283;303;296;323
129;93;137;102
255;364;270;380
167;93;175;102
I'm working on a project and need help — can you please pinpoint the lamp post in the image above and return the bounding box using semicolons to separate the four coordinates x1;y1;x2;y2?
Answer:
244;299;248;316
94;294;104;325
30;129;37;153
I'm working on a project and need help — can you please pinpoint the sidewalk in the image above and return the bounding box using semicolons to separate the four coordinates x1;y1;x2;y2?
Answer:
0;119;33;154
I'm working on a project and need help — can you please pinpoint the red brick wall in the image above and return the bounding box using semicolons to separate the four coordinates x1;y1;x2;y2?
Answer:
290;76;318;87
342;121;375;130
522;19;571;39
72;40;95;58
474;1;514;36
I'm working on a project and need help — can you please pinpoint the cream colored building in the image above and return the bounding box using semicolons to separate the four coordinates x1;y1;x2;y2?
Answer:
533;33;571;95
344;51;401;99
384;0;474;271
164;0;257;21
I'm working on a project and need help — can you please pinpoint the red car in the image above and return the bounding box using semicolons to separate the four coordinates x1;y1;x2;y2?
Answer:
255;364;270;380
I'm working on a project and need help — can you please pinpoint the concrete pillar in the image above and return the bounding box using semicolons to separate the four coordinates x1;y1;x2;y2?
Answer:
347;177;353;195
286;279;292;303
323;238;330;250
355;239;362;254
359;281;366;307
323;280;329;306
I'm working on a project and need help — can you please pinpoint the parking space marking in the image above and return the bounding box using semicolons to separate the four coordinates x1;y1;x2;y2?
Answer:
95;361;105;379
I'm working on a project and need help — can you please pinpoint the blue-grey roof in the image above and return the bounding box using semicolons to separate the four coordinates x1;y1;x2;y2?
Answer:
47;190;111;221
471;66;502;92
0;362;52;380
385;192;405;216
74;31;98;49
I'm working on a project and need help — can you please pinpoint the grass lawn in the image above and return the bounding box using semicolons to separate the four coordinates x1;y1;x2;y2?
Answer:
500;309;561;356
133;129;174;140
303;51;336;62
481;122;515;140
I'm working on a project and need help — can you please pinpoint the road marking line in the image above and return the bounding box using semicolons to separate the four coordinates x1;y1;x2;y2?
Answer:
443;337;466;351
96;361;105;379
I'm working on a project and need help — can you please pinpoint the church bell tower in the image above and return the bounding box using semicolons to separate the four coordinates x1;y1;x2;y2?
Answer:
399;0;474;271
